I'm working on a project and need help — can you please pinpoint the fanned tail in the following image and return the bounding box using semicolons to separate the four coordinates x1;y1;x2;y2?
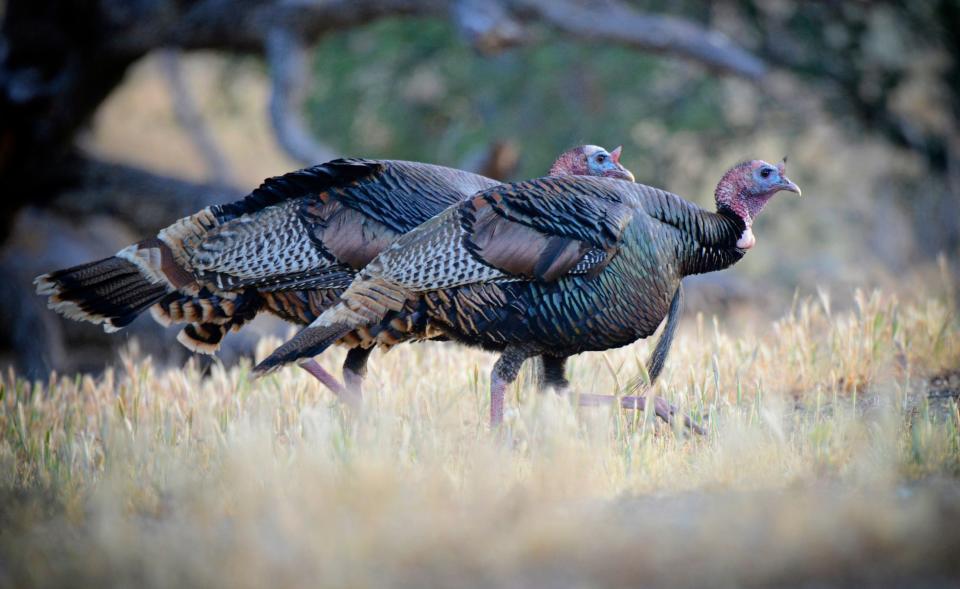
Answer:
34;256;170;332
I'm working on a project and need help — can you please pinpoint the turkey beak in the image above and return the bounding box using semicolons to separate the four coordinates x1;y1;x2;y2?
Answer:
779;177;801;197
609;146;635;182
776;157;799;196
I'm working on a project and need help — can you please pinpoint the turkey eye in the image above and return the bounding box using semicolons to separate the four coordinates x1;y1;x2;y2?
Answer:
596;154;606;163
760;168;772;178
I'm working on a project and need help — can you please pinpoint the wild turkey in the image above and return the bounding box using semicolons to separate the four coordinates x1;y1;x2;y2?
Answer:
254;159;800;430
36;145;634;399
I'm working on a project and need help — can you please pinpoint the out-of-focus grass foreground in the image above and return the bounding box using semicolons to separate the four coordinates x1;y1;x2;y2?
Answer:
2;2;960;588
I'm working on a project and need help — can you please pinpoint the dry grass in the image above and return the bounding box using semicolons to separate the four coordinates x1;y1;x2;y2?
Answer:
1;287;959;588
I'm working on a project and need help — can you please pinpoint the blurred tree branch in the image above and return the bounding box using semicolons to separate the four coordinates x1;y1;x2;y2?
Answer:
512;0;766;79
158;49;234;185
453;0;525;54
265;27;338;166
48;159;241;236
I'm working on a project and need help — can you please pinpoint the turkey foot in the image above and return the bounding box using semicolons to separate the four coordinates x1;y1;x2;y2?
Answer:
575;392;706;435
299;359;362;412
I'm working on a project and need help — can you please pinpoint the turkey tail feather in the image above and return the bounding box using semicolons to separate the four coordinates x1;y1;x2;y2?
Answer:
624;283;683;394
35;256;169;332
645;283;683;385
253;322;354;376
177;323;228;354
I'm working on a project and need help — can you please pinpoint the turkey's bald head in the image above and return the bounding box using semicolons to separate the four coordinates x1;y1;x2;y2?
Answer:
549;145;635;182
714;158;801;249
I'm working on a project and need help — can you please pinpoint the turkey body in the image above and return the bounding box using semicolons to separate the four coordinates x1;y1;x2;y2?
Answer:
253;175;750;428
258;175;746;372
38;146;643;403
413;214;684;355
36;159;499;352
254;159;800;428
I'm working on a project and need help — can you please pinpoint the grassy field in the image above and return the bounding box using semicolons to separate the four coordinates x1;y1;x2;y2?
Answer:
2;285;959;588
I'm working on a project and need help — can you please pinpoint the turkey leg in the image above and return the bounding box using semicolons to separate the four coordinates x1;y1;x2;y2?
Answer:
489;346;534;427
298;358;361;411
541;356;706;435
342;346;373;396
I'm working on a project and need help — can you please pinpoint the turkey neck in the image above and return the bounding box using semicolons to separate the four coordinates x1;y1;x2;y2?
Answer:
626;184;749;279
677;205;748;277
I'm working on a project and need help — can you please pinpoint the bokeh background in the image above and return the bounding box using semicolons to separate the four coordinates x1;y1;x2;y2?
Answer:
2;0;958;376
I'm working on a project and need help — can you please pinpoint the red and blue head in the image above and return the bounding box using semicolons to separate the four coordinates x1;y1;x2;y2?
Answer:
715;159;801;249
549;145;635;181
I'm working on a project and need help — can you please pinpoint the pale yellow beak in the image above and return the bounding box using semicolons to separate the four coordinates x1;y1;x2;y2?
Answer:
780;178;801;197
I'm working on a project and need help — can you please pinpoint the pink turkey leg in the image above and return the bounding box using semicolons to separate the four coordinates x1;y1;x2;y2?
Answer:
299;359;362;411
490;374;508;427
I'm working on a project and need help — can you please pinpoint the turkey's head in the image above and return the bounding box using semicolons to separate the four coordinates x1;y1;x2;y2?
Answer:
549;145;635;181
714;158;801;249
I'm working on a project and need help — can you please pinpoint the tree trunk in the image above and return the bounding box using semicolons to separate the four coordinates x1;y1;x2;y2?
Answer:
0;1;148;239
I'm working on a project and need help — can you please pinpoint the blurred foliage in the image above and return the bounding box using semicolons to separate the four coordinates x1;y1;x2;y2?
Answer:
304;1;959;176
301;1;960;286
305;17;734;184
